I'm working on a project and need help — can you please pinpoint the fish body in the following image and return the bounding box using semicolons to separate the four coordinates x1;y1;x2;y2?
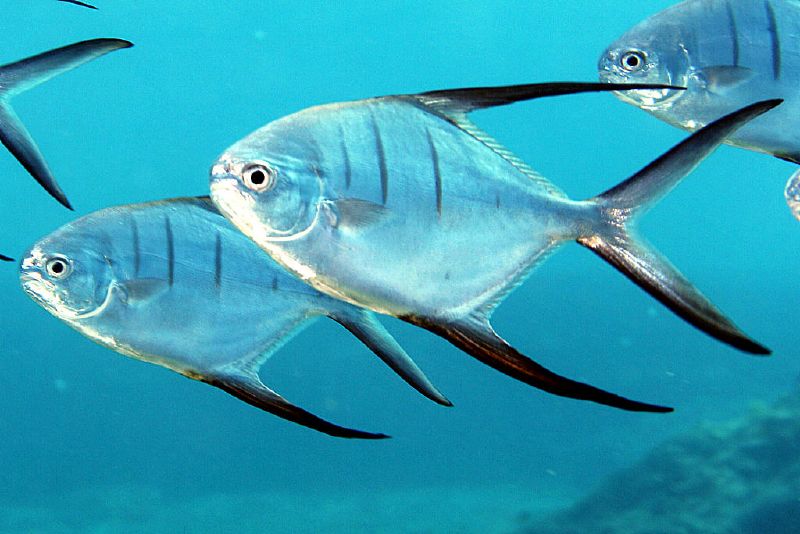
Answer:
0;39;131;209
599;0;800;162
20;197;449;438
210;82;776;414
785;169;800;220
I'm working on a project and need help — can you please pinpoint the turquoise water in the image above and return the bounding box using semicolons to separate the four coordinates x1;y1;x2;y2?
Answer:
1;1;798;531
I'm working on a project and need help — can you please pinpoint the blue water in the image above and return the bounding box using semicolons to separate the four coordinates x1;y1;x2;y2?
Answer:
1;1;798;531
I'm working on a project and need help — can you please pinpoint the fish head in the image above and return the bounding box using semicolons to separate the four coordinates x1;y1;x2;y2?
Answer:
210;119;324;247
598;17;691;110
19;227;115;322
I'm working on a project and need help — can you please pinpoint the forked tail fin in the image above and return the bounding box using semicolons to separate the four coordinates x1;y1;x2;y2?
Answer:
579;100;781;355
0;39;132;208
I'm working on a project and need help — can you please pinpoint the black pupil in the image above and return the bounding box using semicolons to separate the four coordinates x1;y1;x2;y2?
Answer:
625;54;640;68
51;261;64;274
250;169;266;185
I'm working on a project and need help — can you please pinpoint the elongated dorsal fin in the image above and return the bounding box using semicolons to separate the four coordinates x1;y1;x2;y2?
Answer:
57;0;98;9
409;82;684;200
0;254;13;262
402;315;672;413
200;370;389;439
0;38;132;209
414;82;684;117
329;309;452;406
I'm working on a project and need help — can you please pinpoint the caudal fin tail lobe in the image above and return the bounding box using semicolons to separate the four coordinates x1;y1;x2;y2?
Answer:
581;99;782;355
403;315;673;413
0;39;133;209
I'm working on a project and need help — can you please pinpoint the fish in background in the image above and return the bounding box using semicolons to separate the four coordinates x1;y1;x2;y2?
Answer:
599;0;800;164
0;39;131;209
785;169;800;221
19;197;451;438
210;81;777;415
57;0;97;8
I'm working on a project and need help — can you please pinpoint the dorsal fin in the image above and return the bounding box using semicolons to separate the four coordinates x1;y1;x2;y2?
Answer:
408;82;684;199
0;254;13;262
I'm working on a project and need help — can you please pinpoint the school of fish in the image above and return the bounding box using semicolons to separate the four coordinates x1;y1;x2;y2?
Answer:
3;0;797;437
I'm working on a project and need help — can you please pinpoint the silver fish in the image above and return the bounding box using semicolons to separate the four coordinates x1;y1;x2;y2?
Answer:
599;0;800;163
785;169;800;221
19;197;451;438
0;39;131;209
210;82;776;414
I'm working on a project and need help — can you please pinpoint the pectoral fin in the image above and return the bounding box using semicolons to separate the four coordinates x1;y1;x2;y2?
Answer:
402;315;672;413
118;278;169;304
697;66;754;93
199;370;389;439
329;309;451;406
325;198;391;231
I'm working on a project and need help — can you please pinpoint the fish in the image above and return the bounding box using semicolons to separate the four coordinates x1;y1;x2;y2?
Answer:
19;197;452;439
57;0;97;8
209;81;777;414
0;39;132;209
785;169;800;221
598;0;800;164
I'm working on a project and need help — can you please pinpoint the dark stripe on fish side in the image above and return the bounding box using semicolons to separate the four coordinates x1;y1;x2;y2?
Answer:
214;232;222;291
425;129;443;217
370;114;389;205
725;0;740;66
339;126;352;190
131;217;141;277
165;215;175;286
766;0;781;80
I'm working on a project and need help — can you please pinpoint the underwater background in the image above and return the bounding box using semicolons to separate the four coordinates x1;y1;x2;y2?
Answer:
1;0;798;531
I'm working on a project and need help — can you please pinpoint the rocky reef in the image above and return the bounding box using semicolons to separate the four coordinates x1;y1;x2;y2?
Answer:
523;392;800;534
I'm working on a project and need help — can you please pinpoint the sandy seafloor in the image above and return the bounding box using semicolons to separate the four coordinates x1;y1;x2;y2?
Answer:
0;484;573;533
3;0;800;532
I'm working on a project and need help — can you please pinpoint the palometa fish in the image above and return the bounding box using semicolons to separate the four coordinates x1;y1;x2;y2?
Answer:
598;0;800;164
785;169;800;221
19;197;451;439
0;39;131;209
210;81;777;414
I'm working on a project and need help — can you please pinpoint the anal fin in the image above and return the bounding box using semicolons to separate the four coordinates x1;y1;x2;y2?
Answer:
329;309;451;406
0;253;13;262
199;371;389;439
402;315;672;413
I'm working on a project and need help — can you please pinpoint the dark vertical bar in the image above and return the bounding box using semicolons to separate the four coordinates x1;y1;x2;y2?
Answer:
272;274;278;291
339;126;352;190
165;215;174;286
131;217;141;277
766;0;781;80
725;1;740;66
214;232;222;291
425;128;443;218
370;113;389;205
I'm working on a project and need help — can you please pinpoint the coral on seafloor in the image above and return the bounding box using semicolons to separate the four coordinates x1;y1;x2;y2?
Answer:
521;392;800;534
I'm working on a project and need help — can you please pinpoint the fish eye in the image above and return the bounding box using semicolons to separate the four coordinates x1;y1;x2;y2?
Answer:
620;51;646;72
45;256;72;279
241;163;276;192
